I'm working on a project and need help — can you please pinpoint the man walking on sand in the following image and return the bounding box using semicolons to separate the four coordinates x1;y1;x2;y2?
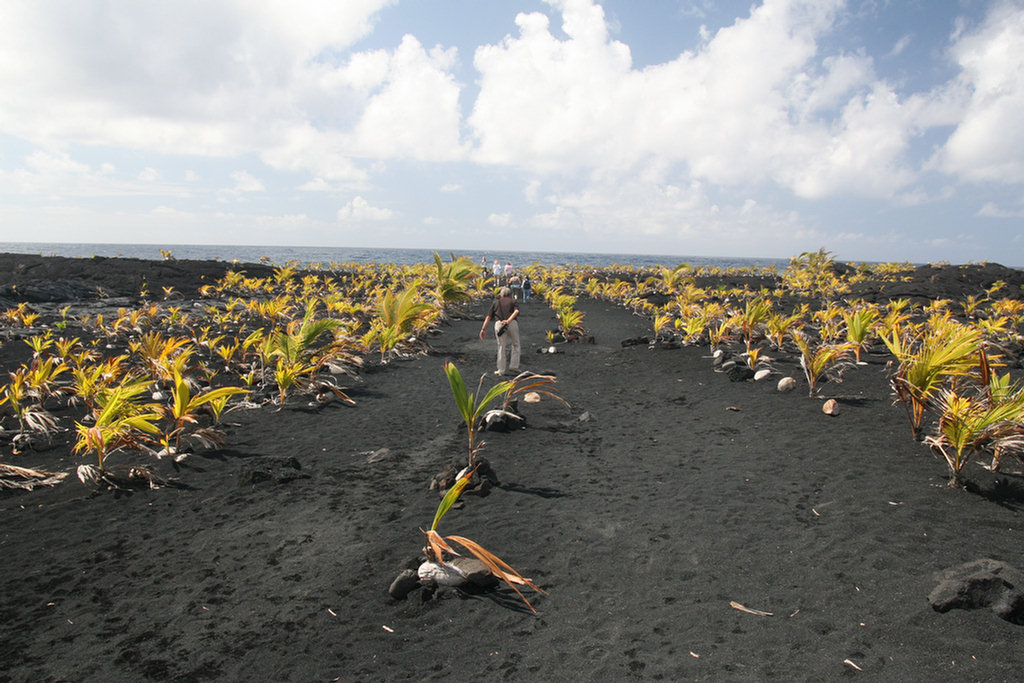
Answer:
480;286;520;375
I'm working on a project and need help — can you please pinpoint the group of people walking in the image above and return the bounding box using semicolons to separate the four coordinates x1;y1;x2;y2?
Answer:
483;258;531;301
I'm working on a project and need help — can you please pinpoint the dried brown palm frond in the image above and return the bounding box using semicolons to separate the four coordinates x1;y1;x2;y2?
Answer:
0;463;67;490
989;430;1024;472
500;372;570;412
76;462;165;490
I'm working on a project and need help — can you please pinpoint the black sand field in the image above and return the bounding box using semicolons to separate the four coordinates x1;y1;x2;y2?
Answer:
2;254;1023;682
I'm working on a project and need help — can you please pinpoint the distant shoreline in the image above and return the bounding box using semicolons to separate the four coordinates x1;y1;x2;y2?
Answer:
0;242;796;270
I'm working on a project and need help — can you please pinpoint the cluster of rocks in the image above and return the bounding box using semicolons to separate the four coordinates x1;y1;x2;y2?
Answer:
389;555;499;602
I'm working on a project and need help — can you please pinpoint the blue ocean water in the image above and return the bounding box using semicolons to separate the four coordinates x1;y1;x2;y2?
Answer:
0;242;790;271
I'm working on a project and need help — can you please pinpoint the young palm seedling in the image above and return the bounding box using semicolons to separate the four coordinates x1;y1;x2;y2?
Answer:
0;368;59;451
420;467;545;613
160;366;249;455
880;322;982;439
364;286;436;361
431;252;478;319
924;388;1024;487
843;305;880;364
652;312;675;344
444;361;512;467
74;380;163;487
765;308;806;350
500;371;570;413
735;296;772;351
792;332;855;398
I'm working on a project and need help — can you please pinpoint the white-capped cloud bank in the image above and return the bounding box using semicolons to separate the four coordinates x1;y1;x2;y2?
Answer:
0;0;1022;263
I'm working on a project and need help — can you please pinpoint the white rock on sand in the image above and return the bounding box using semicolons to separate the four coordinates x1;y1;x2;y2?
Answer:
777;377;797;392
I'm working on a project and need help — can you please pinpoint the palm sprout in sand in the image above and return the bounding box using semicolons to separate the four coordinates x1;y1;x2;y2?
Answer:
547;289;585;341
765;309;805;350
843;304;880;364
364;286;435;361
257;302;359;407
0;367;59;447
978;360;1024;472
130;331;192;383
734;296;772;351
500;370;570;413
880;321;982;439
652;311;674;342
444;361;512;467
556;306;586;341
431;252;478;318
161;365;248;454
924;388;1024;487
444;362;569;466
421;467;545;613
73;379;163;486
678;313;709;346
792;332;855;397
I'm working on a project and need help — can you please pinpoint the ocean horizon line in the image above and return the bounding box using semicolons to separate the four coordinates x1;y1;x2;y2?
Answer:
0;241;795;270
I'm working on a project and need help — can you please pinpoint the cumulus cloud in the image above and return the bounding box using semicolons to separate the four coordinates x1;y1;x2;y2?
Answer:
337;196;394;222
1;0;1022;263
467;0;928;199
0;1;462;175
931;1;1024;183
346;35;466;161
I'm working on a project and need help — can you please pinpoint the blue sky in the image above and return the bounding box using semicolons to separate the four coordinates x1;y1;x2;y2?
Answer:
1;0;1023;264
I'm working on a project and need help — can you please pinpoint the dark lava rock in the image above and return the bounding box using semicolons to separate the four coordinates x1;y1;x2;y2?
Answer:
389;569;421;600
929;558;1024;624
727;365;754;382
236;456;306;487
450;557;499;589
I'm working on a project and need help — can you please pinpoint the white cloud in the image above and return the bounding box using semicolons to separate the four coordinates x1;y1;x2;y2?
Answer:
0;150;188;198
0;0;463;177
346;35;466;161
488;212;512;227
524;179;542;203
521;170;819;257
297;178;334;192
468;0;919;198
978;202;1024;218
0;202;334;246
0;0;1022;264
886;34;913;59
337;196;394;222
231;171;265;193
932;1;1024;183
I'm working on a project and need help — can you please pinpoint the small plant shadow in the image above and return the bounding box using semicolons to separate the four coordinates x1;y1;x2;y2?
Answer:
972;475;1024;511
456;585;541;615
498;482;567;499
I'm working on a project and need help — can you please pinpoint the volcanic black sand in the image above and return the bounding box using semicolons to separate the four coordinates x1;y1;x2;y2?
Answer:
1;254;1023;682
